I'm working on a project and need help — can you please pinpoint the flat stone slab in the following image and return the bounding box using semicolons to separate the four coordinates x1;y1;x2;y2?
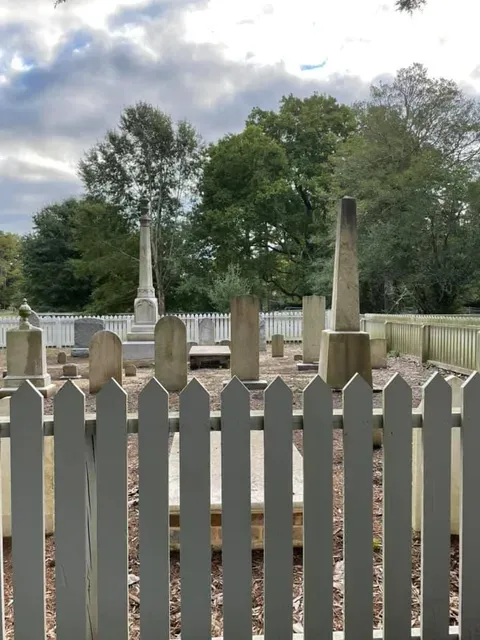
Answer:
60;375;82;380
0;384;57;399
296;362;318;372
122;341;154;361
189;345;230;370
71;348;89;358
222;379;268;390
169;431;304;549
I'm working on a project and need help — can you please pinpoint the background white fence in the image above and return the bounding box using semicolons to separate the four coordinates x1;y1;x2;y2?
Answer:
0;311;333;348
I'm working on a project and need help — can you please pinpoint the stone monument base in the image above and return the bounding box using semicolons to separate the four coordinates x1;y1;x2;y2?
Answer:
168;432;304;550
0;381;57;399
296;362;318;372
222;379;268;391
319;330;372;390
126;331;155;342
122;341;154;361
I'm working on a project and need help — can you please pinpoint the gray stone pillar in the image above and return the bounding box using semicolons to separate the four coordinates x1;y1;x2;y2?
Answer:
302;295;325;364
318;198;372;388
230;296;267;389
127;214;159;342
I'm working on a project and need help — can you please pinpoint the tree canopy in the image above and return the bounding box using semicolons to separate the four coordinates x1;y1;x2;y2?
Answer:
19;64;480;315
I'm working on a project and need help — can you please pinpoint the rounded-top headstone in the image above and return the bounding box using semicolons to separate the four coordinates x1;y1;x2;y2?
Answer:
57;351;67;365
89;330;123;394
155;316;188;392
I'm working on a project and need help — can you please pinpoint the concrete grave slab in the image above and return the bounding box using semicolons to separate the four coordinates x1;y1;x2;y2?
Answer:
169;431;304;549
189;345;230;370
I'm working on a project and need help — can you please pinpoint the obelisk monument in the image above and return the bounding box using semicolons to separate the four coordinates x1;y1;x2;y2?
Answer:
318;197;372;388
123;213;159;360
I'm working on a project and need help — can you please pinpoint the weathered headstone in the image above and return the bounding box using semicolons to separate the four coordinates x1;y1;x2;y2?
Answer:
72;317;105;357
259;318;266;352
198;318;215;345
89;330;123;394
302;295;325;364
229;295;267;389
370;338;387;369
412;374;461;534
271;334;284;358
60;363;81;379
318;197;372;388
124;363;137;377
0;299;56;398
220;339;231;347
57;351;67;364
155;316;188;392
293;354;302;361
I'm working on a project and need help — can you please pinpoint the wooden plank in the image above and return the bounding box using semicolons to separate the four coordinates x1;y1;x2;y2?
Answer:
264;377;293;639
96;379;129;640
54;382;90;640
383;374;412;640
180;378;211;639
343;373;372;639
221;377;252;639
138;378;170;640
459;372;480;638
10;381;46;638
421;372;451;640
85;425;98;637
302;375;332;639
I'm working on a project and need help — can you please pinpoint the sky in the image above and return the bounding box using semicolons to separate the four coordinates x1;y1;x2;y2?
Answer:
1;0;480;234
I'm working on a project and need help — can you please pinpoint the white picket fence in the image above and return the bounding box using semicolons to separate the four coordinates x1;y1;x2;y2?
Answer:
0;371;477;638
0;311;333;348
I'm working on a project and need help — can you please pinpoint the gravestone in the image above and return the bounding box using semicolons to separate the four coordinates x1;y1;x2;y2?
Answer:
89;330;122;394
228;295;267;389
220;339;231;347
124;364;137;377
57;351;67;364
72;317;105;357
318;197;372;389
259;318;266;352
187;341;197;354
370;338;387;368
155;316;188;392
412;374;462;534
198;318;215;345
0;299;56;398
271;334;284;358
60;363;81;379
302;295;325;364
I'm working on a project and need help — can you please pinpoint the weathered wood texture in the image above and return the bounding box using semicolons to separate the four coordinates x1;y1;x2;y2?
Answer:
0;373;476;640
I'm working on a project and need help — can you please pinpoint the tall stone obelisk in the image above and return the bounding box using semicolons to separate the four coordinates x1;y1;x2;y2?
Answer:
318;197;372;388
123;214;158;360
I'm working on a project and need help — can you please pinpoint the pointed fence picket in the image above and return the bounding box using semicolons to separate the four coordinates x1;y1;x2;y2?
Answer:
2;373;480;638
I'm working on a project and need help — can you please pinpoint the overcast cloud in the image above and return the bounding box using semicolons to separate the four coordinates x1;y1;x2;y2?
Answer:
1;0;479;233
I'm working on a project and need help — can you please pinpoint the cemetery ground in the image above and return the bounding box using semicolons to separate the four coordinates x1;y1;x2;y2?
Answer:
0;345;461;637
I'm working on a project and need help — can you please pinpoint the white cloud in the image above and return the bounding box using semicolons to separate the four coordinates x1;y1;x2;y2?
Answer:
1;0;480;233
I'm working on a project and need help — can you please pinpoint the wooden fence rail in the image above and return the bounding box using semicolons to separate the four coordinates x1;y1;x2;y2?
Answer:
1;373;478;638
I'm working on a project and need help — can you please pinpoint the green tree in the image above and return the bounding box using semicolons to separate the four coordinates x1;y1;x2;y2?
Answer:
0;233;23;309
336;64;480;312
79;101;205;314
208;264;252;312
72;199;139;314
22;199;93;311
195;95;355;303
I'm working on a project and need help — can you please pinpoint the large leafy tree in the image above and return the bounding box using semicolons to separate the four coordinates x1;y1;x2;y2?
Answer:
72;199;139;314
79;102;205;314
0;233;23;309
195;95;355;303
336;64;480;312
22;199;93;311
